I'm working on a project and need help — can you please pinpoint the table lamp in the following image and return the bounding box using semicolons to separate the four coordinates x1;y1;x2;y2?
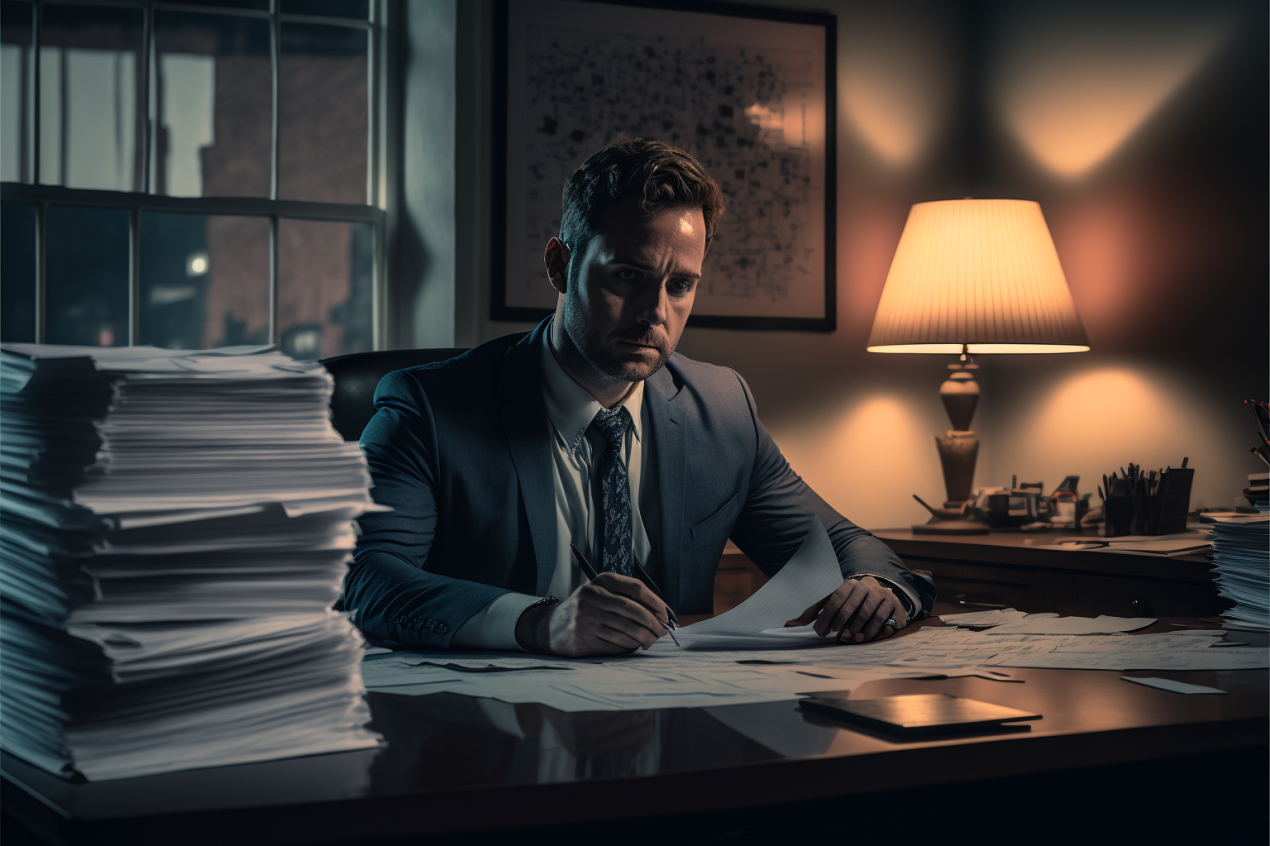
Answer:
867;199;1089;533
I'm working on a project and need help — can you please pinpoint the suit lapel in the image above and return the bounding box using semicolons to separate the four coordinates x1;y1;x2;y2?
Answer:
497;321;557;595
645;363;686;612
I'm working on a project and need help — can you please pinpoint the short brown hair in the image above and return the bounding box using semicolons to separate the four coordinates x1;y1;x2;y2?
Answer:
559;138;724;261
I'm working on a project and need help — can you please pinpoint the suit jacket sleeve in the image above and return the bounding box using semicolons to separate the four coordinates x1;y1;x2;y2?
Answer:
343;370;513;647
725;372;937;617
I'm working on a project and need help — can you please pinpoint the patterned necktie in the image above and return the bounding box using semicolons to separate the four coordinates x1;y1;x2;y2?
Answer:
589;405;633;576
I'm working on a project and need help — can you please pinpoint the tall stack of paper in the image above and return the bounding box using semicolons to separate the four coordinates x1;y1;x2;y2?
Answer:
0;344;382;780
1208;515;1269;632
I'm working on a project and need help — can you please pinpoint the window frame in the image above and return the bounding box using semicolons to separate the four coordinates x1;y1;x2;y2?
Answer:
0;0;396;351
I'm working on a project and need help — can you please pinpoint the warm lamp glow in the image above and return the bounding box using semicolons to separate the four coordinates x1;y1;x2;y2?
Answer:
992;13;1227;179
866;199;1089;353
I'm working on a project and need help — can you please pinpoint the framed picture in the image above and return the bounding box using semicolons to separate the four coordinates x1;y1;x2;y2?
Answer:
493;0;836;331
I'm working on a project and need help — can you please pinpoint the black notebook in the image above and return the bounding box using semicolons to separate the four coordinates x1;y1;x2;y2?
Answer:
799;693;1040;735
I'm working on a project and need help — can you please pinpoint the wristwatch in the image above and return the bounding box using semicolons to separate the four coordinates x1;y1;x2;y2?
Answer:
847;574;918;620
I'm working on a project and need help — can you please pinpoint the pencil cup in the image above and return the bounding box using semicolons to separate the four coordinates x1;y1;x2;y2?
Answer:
1152;468;1193;535
1103;498;1134;538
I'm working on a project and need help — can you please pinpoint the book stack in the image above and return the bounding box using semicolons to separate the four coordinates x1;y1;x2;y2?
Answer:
1209;515;1269;633
1242;472;1268;511
0;344;383;780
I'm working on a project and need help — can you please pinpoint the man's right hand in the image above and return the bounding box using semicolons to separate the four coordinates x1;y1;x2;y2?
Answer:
515;573;672;657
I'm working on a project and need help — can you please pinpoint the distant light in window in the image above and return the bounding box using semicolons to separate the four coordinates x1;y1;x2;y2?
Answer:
187;251;209;276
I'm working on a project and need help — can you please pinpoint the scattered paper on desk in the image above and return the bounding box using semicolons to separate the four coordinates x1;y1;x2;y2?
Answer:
985;614;1156;635
1121;676;1227;694
679;516;842;639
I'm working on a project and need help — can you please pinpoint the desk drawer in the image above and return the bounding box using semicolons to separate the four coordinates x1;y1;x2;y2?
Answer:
898;557;1227;617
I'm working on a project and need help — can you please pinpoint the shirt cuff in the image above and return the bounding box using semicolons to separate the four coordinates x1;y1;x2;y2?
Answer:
449;592;541;651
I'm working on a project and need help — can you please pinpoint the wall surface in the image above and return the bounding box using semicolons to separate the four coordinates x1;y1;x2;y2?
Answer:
971;0;1269;515
396;0;458;348
403;0;1268;530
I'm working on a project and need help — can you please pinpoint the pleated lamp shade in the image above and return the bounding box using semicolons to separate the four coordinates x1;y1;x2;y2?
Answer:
867;199;1090;354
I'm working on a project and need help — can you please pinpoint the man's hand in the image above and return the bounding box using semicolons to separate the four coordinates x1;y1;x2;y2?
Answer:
785;576;908;643
516;573;673;657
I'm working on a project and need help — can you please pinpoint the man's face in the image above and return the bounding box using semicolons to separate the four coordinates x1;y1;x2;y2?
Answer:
560;198;706;384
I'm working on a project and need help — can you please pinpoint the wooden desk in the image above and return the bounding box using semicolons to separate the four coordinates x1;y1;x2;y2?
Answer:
4;614;1265;845
873;528;1227;617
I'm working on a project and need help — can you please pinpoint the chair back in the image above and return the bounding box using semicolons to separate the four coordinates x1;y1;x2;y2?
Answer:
321;348;466;441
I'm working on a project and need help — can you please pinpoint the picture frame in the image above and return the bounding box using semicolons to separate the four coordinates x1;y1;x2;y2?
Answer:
493;0;837;331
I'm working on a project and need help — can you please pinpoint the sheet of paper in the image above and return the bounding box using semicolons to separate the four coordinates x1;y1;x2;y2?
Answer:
680;516;842;637
984;614;1156;635
1121;676;1227;694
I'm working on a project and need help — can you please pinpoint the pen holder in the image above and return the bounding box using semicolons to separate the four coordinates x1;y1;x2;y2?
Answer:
1102;468;1193;537
1103;498;1135;537
1153;468;1193;535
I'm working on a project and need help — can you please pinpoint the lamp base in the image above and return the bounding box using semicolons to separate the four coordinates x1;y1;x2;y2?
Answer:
912;517;990;535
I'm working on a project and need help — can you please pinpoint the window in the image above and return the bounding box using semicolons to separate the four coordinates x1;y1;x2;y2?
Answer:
1;0;390;359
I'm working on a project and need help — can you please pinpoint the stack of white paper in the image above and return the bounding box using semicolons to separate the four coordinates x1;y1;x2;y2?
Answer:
0;344;382;780
1209;515;1269;631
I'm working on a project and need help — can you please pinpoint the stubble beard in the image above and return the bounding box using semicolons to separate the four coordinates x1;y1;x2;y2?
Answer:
561;285;674;385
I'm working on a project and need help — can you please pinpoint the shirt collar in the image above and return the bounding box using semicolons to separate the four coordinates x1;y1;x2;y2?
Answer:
540;320;644;456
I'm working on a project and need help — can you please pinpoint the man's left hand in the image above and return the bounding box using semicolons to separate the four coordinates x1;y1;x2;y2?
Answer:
784;576;908;643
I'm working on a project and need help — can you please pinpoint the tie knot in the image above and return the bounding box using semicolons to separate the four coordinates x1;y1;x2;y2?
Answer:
590;405;631;448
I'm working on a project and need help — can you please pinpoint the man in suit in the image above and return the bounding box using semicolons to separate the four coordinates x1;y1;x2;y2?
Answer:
346;139;934;656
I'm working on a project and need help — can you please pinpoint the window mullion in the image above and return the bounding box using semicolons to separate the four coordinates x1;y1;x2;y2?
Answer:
268;214;278;345
128;205;140;345
270;0;279;203
269;0;280;347
31;0;41;186
32;2;44;343
35;202;46;343
366;0;377;209
142;0;153;194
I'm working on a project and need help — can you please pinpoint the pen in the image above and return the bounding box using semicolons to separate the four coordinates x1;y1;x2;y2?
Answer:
569;543;679;646
631;557;678;628
569;542;599;580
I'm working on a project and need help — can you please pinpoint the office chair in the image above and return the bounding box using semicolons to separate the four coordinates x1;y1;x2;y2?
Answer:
321;348;467;441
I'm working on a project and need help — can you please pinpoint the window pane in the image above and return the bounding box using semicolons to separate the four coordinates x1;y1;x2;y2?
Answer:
277;218;372;360
46;206;129;346
281;0;368;20
162;0;269;10
2;1;33;183
155;11;272;198
278;23;367;204
1;201;36;342
39;4;144;192
140;212;270;349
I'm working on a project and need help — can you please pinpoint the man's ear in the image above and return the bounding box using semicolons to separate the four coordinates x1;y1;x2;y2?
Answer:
544;237;571;295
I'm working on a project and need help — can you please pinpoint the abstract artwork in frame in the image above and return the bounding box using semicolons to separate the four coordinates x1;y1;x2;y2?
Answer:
494;0;836;331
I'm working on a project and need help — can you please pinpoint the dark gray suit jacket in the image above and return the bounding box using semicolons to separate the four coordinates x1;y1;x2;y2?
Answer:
344;319;935;647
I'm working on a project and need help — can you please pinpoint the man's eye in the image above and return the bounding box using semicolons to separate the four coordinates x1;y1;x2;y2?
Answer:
614;269;640;283
670;280;694;295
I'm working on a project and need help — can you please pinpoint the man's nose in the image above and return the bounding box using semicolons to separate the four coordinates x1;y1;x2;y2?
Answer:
635;282;670;327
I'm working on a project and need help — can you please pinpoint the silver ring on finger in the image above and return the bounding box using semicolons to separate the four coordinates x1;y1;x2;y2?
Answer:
883;618;897;630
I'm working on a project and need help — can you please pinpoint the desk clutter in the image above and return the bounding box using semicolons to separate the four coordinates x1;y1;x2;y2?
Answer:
0;344;382;780
359;613;1268;712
